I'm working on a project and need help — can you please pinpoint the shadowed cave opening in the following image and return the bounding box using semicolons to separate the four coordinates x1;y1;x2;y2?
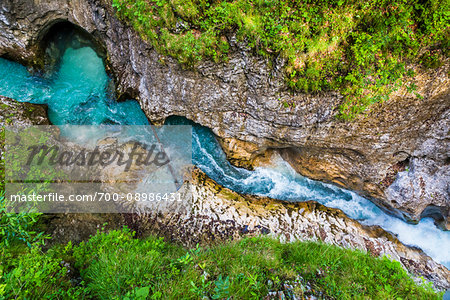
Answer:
38;20;107;70
420;205;448;230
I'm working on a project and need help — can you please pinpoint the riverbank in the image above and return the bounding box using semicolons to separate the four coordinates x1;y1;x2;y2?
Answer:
0;225;444;299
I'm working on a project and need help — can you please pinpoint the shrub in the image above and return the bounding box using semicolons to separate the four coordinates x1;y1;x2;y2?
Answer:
0;192;47;247
0;245;83;299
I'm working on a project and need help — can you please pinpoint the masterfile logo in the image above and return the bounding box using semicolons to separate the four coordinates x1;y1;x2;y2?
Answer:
4;125;193;213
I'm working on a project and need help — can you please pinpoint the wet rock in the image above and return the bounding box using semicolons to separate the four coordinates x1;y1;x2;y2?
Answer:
0;96;49;126
216;136;261;169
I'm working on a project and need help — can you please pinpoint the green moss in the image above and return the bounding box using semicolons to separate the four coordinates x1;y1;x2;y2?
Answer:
420;50;444;68
112;0;449;120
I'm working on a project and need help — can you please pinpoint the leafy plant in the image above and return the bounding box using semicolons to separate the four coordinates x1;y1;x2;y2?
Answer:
212;275;231;299
0;192;47;247
124;286;151;300
0;245;82;299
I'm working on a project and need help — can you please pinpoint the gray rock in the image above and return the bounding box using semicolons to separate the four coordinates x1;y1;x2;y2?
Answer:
0;96;49;126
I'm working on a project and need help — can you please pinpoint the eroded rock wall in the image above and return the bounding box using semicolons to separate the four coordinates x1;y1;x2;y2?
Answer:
0;0;448;225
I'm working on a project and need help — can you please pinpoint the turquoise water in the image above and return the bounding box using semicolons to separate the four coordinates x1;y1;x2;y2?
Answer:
0;48;149;125
0;40;449;268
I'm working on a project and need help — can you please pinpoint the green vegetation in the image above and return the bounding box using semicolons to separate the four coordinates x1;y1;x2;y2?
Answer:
0;127;48;248
0;193;48;248
0;127;64;248
0;245;85;299
112;0;449;119
0;225;442;299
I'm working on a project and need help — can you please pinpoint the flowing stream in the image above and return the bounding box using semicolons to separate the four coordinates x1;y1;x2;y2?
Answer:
0;34;448;268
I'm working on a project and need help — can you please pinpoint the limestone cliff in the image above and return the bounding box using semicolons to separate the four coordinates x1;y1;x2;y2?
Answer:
0;0;448;227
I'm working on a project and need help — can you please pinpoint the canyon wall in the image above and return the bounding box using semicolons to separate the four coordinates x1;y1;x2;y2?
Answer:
0;0;448;227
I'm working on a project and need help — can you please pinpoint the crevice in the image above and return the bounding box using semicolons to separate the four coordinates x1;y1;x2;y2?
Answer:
380;157;410;188
420;205;448;230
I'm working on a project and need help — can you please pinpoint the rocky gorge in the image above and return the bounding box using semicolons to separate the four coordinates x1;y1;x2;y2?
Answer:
0;0;449;293
1;0;448;228
0;94;449;290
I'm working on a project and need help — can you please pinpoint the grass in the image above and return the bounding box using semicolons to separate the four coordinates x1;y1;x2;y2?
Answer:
0;226;442;299
111;0;449;120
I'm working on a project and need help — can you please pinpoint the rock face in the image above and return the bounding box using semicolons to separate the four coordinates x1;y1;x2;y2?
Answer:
0;96;49;172
0;1;448;228
0;96;49;126
216;137;261;169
